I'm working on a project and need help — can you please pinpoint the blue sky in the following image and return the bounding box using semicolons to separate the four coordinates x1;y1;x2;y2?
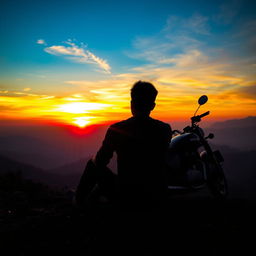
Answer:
1;0;255;75
0;0;256;123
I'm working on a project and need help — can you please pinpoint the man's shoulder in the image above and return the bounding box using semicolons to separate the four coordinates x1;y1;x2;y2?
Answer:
109;117;172;133
110;118;134;127
150;118;172;129
107;118;133;134
110;117;171;127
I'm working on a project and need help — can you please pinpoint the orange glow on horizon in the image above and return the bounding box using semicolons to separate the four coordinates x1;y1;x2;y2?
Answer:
1;75;255;127
49;119;114;136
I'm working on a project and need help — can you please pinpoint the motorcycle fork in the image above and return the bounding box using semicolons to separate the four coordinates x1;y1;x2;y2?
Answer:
202;162;208;182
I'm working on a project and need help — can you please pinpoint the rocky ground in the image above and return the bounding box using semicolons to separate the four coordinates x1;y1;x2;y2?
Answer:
0;180;255;256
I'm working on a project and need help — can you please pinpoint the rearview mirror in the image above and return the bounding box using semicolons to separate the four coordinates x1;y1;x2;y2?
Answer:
198;95;208;105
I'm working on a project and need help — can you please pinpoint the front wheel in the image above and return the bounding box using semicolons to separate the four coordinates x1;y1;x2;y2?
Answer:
206;160;228;199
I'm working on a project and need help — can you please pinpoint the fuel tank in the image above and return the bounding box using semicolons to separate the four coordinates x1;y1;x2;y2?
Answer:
169;133;201;151
166;133;202;177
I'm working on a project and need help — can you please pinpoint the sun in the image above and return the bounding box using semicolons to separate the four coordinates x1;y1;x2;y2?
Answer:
55;102;111;128
73;117;91;128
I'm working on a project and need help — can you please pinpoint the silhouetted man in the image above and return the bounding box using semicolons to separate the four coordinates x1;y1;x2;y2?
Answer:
75;81;172;209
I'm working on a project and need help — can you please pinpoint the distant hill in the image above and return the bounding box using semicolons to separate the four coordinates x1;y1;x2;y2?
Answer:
48;157;90;188
0;155;80;188
205;116;256;151
1;145;256;200
0;154;49;180
49;158;88;175
0;116;255;198
1;116;254;170
210;116;256;129
46;145;256;199
0;135;69;169
223;150;256;199
0;124;108;169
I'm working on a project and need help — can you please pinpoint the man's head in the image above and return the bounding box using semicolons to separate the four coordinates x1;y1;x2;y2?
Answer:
130;81;158;117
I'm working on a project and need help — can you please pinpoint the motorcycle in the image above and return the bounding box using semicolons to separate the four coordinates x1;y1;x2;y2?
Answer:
166;95;228;199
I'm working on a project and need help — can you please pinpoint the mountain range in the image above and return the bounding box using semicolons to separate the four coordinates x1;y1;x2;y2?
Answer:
206;116;256;151
0;116;255;199
1;116;255;170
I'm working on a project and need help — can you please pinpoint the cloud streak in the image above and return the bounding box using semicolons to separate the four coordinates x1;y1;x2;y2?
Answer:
214;0;242;25
127;13;210;65
44;40;111;74
37;39;47;45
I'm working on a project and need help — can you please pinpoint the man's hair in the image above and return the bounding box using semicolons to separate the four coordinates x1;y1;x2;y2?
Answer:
131;81;158;106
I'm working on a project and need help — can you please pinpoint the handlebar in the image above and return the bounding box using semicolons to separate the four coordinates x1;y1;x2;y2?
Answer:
191;111;210;124
199;111;210;118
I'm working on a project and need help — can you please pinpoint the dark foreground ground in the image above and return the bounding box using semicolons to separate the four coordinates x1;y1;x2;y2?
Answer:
1;186;256;256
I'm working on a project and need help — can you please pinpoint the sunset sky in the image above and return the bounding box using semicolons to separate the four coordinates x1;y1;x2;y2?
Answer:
1;0;255;128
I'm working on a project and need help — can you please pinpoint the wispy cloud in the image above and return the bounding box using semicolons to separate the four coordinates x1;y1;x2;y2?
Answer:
127;14;210;64
214;0;242;25
44;40;111;74
37;39;47;45
164;14;210;35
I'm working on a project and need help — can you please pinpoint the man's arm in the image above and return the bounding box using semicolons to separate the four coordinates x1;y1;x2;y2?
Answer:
94;126;116;167
165;123;172;144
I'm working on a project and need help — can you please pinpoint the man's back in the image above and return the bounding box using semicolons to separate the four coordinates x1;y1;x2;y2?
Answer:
95;116;172;205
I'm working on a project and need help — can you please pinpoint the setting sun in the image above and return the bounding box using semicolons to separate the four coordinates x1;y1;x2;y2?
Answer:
54;102;113;127
72;117;92;128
